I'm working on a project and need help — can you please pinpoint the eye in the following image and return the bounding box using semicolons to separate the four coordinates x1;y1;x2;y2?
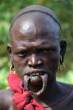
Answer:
47;48;57;52
35;48;48;54
15;50;28;58
38;48;57;54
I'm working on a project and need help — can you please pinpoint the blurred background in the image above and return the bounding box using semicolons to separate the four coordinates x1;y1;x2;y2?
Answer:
0;0;73;89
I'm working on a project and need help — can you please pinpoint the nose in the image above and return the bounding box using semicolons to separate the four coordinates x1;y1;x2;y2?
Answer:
28;54;43;67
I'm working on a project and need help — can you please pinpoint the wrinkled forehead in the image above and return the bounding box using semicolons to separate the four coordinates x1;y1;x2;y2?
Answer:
10;12;60;42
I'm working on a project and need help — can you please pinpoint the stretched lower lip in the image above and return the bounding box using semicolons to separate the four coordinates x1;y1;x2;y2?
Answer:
28;75;43;93
23;71;48;95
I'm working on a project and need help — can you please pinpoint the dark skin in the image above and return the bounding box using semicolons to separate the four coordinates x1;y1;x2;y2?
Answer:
0;12;67;110
10;12;60;97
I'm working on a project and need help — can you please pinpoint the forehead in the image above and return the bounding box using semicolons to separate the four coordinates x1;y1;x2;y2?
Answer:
10;12;60;43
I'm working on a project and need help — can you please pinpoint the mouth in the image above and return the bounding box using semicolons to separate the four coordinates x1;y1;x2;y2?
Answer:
24;70;46;76
23;70;48;96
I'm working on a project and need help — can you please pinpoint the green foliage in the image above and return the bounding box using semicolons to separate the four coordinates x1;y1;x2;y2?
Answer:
57;70;73;84
0;68;8;89
0;0;73;89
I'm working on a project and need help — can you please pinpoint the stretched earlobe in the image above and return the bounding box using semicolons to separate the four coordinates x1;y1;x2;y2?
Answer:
60;40;67;64
7;44;12;54
7;44;14;70
10;63;14;70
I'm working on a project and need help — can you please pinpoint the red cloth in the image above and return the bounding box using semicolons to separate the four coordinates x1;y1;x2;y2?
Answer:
8;71;45;110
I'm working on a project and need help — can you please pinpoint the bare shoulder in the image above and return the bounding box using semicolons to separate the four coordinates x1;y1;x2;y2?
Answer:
0;89;16;110
0;89;12;102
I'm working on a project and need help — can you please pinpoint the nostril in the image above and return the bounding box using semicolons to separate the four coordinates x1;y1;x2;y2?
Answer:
28;60;32;66
38;60;43;65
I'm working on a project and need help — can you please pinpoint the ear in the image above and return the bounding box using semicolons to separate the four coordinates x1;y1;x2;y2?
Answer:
7;44;12;55
7;44;14;68
60;40;67;64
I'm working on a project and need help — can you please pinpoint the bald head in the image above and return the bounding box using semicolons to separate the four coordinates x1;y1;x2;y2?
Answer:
10;5;60;28
10;5;61;42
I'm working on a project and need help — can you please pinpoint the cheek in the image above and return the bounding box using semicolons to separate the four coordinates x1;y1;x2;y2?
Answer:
13;55;26;65
12;55;27;73
44;54;60;69
50;54;59;63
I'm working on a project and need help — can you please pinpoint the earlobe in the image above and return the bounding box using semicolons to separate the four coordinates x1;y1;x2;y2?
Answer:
60;40;67;64
7;44;12;54
7;44;12;61
7;44;14;70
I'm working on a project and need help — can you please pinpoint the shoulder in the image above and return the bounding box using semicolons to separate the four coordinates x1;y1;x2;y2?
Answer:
57;82;73;97
52;82;73;109
57;82;73;92
57;82;73;107
0;89;16;110
0;89;12;102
